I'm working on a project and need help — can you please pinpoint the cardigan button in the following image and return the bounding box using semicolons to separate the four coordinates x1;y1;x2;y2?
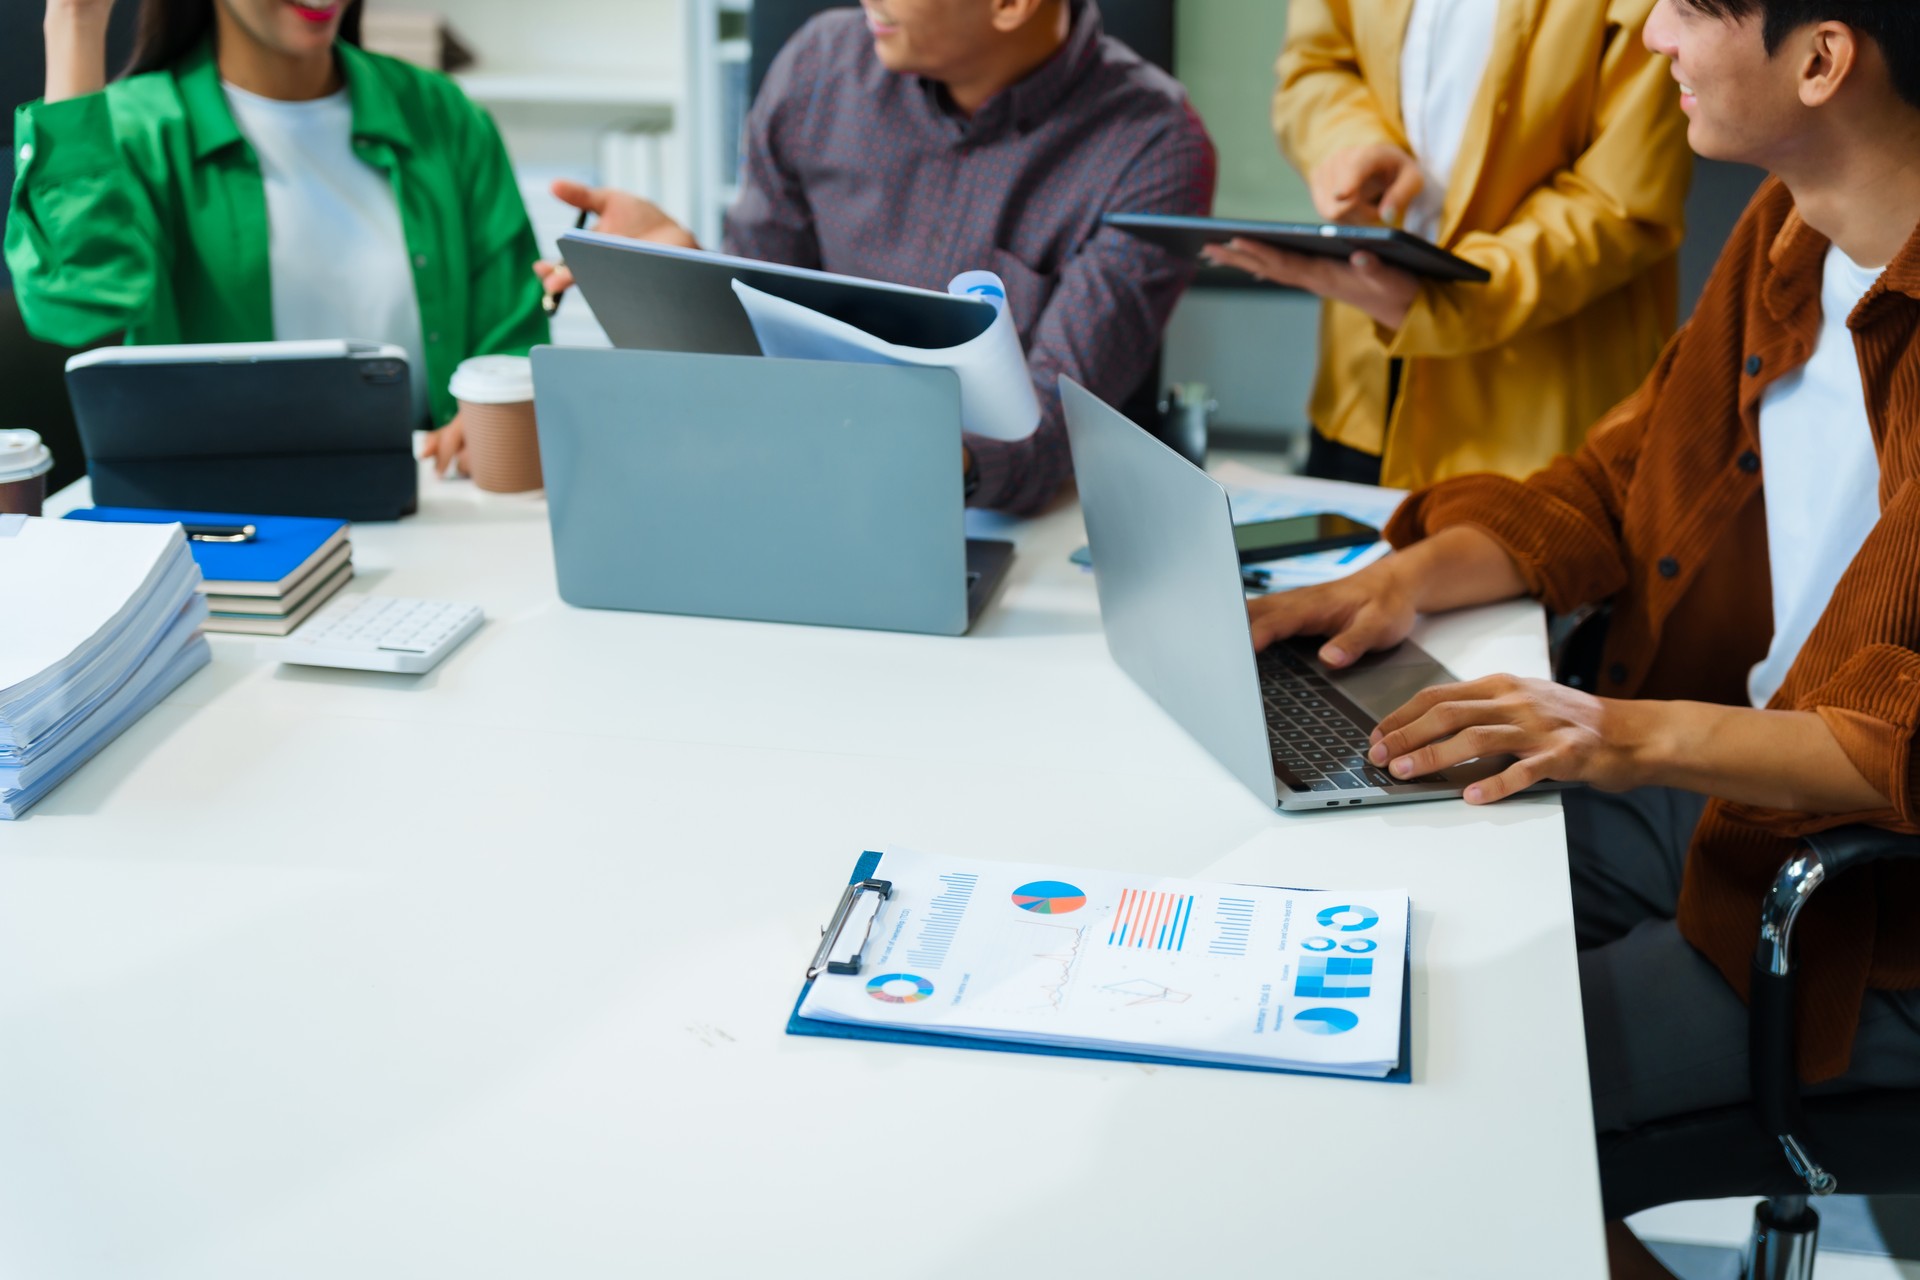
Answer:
1608;662;1629;685
1745;354;1763;376
1658;557;1680;579
18;143;31;163
1738;450;1760;474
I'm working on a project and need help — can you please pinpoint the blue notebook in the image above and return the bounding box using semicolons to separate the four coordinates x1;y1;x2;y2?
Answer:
788;851;1414;1083
66;508;349;597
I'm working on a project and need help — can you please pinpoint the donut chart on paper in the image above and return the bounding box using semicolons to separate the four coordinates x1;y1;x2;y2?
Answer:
866;973;935;1004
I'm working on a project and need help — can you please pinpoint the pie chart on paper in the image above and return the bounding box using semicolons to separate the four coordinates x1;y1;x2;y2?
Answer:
1011;880;1087;914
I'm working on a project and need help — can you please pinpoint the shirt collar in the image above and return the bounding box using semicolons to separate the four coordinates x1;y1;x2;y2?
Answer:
1880;216;1920;301
916;0;1101;142
1766;187;1920;320
174;37;411;162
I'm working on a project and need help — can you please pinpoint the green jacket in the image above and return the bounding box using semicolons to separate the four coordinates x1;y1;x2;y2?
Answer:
5;39;547;426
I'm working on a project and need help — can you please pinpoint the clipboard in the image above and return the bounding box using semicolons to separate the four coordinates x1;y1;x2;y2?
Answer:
787;851;1413;1083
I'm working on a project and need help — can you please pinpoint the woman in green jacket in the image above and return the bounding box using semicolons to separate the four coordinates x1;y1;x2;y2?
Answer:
8;0;547;467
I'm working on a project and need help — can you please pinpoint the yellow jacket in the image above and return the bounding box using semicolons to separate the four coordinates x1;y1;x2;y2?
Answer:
1275;0;1692;486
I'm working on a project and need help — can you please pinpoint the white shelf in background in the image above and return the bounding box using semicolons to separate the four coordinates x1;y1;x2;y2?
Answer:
455;73;676;128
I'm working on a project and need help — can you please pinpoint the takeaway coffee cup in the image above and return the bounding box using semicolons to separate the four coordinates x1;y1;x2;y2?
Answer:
450;355;541;493
0;430;54;516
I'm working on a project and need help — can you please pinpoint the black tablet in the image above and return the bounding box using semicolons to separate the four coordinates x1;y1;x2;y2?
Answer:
1104;213;1491;283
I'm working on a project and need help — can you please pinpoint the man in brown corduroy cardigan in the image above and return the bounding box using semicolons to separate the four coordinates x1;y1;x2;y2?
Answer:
1248;0;1920;1190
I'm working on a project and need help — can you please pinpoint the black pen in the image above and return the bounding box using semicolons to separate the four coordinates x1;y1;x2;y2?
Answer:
542;208;591;316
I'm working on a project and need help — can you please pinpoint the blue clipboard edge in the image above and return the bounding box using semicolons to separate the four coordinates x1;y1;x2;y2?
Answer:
785;851;1413;1085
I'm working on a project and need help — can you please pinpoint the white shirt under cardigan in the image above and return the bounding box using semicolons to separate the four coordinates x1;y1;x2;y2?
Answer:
1397;0;1502;241
1747;244;1887;709
222;82;430;424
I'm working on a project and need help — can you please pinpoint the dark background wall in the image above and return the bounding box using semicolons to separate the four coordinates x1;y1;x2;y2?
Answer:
1;2;136;489
2;1;139;289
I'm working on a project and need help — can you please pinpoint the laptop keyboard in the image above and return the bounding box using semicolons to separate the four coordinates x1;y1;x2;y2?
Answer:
1258;642;1402;794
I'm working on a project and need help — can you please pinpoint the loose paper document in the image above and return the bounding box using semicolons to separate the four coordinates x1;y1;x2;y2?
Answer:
799;849;1409;1077
1214;460;1409;593
732;270;1041;442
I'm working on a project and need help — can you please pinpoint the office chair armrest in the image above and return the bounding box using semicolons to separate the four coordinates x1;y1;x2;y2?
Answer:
1803;824;1920;877
1750;825;1920;1195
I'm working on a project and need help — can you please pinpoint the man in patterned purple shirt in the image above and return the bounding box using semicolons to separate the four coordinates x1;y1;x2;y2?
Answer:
534;0;1216;515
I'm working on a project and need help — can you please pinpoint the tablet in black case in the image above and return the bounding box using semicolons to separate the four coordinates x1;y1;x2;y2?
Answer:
65;340;419;522
1104;212;1492;283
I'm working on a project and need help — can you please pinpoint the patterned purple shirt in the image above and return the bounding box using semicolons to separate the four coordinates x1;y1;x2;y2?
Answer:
723;1;1216;514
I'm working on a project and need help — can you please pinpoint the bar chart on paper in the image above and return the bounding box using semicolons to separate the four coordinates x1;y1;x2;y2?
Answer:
1108;889;1195;951
906;872;978;971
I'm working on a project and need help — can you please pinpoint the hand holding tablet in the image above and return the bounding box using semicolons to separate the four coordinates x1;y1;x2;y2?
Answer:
1103;213;1490;283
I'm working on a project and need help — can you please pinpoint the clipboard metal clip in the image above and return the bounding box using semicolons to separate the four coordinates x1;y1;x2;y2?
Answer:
808;877;893;980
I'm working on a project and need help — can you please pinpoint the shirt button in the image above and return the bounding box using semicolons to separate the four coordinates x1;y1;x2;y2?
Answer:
1738;450;1760;474
427;332;441;344
1608;662;1630;685
18;143;32;163
414;253;428;268
1745;354;1763;376
1658;556;1680;579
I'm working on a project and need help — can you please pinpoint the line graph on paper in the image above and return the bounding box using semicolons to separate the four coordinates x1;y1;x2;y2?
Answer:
1011;921;1087;1013
1100;979;1192;1008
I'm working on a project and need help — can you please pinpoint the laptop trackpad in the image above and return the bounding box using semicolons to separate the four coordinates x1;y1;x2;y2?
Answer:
1324;644;1457;723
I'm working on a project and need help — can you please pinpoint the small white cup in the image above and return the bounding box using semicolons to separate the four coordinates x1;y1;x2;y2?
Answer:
0;430;54;516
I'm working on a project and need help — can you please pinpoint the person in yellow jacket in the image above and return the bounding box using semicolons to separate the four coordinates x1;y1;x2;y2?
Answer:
1205;0;1693;487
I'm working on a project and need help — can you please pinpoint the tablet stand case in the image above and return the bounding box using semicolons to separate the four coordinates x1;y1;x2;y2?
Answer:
68;350;418;521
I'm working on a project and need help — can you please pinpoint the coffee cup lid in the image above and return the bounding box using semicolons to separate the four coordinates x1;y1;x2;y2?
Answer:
0;430;53;484
449;355;535;405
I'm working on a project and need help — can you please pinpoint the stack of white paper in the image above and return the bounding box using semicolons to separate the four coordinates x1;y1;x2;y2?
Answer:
0;515;211;818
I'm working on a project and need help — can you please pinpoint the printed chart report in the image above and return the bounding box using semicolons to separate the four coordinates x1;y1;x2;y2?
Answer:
797;850;1409;1077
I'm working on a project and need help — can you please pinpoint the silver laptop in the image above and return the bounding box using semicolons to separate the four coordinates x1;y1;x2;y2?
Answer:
1060;376;1510;811
532;346;1012;636
559;231;995;358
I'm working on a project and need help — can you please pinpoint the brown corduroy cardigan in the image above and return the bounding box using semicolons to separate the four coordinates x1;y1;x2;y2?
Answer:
1386;178;1920;1082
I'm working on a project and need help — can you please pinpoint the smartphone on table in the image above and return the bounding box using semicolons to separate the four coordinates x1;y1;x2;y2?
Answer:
1233;513;1379;564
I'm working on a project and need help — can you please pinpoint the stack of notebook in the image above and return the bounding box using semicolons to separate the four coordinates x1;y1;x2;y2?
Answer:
66;508;353;635
0;514;211;818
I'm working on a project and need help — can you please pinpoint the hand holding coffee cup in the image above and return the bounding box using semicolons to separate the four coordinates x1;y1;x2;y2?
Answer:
447;356;541;493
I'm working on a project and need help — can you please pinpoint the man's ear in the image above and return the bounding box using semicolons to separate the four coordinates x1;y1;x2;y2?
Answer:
988;0;1056;36
1797;20;1862;109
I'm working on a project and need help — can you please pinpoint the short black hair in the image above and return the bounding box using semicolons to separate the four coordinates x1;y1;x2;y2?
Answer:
1683;0;1920;109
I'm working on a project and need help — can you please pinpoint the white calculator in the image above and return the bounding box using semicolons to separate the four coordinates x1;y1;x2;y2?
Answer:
259;596;484;674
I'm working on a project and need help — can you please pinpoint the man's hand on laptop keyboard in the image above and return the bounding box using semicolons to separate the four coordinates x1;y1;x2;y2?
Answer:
1247;559;1417;669
1249;525;1533;669
1364;674;1642;805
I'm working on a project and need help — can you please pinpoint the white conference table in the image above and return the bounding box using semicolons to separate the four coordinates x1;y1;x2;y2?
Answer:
3;462;1606;1279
